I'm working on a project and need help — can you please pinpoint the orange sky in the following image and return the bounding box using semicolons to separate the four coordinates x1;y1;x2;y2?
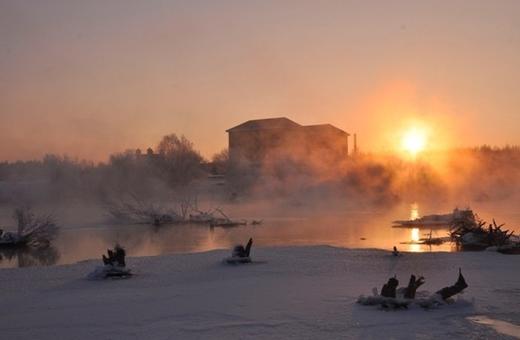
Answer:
1;1;519;162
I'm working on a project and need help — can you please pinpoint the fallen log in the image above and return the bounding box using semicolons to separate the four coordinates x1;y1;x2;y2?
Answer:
435;268;468;300
88;244;131;280
358;269;469;309
404;275;425;299
380;277;399;298
225;238;254;265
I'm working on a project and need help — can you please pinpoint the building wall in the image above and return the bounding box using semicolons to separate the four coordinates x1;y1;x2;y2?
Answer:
229;127;348;167
229;129;288;165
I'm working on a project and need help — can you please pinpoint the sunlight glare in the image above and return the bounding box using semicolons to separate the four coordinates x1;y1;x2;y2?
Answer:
410;203;419;220
411;228;420;242
402;128;427;156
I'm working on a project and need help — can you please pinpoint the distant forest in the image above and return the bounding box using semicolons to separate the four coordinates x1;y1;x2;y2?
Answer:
1;134;519;208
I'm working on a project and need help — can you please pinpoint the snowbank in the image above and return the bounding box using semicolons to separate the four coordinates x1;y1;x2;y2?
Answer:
0;246;518;339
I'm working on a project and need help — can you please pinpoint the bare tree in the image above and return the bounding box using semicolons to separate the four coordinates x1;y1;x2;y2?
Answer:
211;148;229;175
9;206;59;248
104;193;183;226
156;134;204;186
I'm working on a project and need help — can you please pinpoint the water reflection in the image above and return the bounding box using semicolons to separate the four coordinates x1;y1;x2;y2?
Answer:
411;228;420;241
409;228;421;252
395;203;459;253
0;202;517;269
1;213;445;268
0;246;60;268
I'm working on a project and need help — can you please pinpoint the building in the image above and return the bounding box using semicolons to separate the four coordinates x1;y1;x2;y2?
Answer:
226;117;350;166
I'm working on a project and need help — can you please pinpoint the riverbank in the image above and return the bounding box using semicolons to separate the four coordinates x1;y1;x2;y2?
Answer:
0;246;518;339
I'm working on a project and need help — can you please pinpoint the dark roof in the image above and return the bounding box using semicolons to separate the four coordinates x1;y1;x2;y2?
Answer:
226;117;301;132
302;124;350;136
226;117;349;135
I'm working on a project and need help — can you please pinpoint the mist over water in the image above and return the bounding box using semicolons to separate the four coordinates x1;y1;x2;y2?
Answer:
1;143;520;268
1;199;518;268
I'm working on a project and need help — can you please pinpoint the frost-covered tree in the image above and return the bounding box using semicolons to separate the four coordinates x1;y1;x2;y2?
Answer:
156;134;204;186
211;148;229;174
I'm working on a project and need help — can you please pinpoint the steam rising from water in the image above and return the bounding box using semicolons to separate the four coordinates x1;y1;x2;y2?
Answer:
1;146;520;268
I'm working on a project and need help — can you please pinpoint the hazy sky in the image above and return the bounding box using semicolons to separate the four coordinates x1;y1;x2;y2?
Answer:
1;0;519;161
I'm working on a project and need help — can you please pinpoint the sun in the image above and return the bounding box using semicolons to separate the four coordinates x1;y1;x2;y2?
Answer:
401;127;427;156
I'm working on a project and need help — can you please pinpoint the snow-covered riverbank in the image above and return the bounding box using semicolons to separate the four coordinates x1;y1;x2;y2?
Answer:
0;246;518;339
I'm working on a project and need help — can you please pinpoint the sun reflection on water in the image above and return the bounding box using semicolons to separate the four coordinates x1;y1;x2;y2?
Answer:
409;227;422;252
411;228;420;242
407;203;422;252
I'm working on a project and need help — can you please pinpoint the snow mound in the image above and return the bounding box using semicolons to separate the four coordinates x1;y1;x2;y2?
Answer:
86;265;132;280
0;246;517;339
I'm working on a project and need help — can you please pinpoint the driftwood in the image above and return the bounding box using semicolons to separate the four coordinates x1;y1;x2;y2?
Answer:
0;207;59;249
102;244;126;267
404;275;425;299
360;270;468;309
381;277;399;298
210;208;247;227
394;207;518;250
232;238;253;258
435;268;468;300
88;244;131;279
225;238;253;264
450;215;515;250
189;210;216;223
104;194;183;226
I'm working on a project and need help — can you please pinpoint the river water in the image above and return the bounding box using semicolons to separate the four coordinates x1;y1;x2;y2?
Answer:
1;202;519;268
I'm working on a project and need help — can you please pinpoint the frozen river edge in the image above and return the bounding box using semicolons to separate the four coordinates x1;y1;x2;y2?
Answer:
0;246;519;339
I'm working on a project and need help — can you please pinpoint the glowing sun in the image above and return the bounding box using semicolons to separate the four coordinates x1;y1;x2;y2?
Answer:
401;128;427;155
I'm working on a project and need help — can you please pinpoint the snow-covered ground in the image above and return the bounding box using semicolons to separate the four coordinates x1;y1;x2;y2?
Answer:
0;246;518;339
